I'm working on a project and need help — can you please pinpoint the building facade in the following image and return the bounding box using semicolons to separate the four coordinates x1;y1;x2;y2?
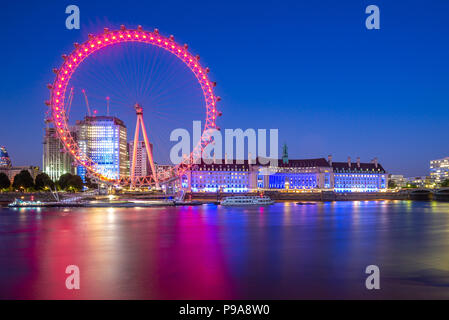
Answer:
331;157;387;192
184;155;388;193
0;146;11;168
430;157;449;185
128;141;153;177
389;174;406;188
42;127;76;181
183;160;258;193
76;116;129;181
258;158;333;190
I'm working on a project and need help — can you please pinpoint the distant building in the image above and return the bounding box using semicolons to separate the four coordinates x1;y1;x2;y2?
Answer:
389;174;406;187
128;141;153;177
0;166;40;184
405;176;435;188
0;146;40;183
0;146;11;168
430;157;449;185
76;116;129;181
42;127;76;181
331;157;387;192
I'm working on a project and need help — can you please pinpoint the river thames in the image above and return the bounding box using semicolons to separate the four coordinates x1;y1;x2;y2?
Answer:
1;200;449;299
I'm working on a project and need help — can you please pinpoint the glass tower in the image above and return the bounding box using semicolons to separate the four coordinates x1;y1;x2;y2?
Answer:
76;116;129;181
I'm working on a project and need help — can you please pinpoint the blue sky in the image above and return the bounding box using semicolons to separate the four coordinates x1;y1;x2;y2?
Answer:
0;0;448;176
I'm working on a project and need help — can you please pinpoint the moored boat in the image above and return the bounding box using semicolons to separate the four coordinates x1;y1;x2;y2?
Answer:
220;195;274;206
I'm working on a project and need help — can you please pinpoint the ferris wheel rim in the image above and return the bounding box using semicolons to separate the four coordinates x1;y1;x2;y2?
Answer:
48;26;218;185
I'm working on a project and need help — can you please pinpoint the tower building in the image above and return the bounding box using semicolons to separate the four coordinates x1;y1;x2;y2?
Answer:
42;127;75;181
128;141;153;177
76;116;129;181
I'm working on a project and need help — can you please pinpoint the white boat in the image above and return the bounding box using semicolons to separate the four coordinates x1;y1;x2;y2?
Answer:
220;195;274;206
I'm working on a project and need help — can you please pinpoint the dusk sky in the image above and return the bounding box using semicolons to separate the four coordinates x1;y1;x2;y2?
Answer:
1;0;448;177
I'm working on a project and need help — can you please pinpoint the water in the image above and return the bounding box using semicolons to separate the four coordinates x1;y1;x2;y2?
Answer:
1;201;449;299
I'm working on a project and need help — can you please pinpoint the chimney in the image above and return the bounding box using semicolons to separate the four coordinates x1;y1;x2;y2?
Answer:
357;157;360;168
348;156;351;168
328;155;332;166
374;157;378;169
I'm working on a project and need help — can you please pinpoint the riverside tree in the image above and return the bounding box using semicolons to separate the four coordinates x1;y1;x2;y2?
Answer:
12;170;35;191
35;173;55;191
58;173;84;192
0;172;10;190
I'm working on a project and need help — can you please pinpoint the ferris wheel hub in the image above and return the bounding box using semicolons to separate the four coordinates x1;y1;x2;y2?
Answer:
134;103;143;115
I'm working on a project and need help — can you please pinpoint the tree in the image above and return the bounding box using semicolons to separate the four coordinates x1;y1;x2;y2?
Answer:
85;176;98;189
388;180;397;189
12;170;35;191
35;173;55;190
68;175;83;192
58;173;72;191
0;172;10;190
58;173;84;192
441;179;449;188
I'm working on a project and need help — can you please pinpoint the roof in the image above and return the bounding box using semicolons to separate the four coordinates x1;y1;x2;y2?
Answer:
277;158;330;168
77;116;126;128
332;161;386;173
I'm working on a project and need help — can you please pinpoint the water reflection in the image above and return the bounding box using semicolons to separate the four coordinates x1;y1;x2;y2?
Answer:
1;201;449;299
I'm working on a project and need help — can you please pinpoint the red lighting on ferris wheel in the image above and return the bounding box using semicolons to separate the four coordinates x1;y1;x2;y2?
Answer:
48;26;221;185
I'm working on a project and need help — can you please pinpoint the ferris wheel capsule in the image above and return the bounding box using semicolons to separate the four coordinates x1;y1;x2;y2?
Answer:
217;111;222;117
184;44;188;49
120;25;126;31
88;34;94;39
44;100;51;106
47;84;53;89
195;55;200;61
53;68;59;74
205;67;210;73
212;81;217;87
169;35;174;41
216;96;221;102
104;27;109;33
61;54;67;60
73;42;79;48
137;25;143;31
154;28;159;34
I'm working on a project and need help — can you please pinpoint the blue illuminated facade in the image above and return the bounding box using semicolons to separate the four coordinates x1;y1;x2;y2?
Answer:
185;155;388;193
185;161;257;193
331;158;387;192
259;158;333;190
76;116;129;181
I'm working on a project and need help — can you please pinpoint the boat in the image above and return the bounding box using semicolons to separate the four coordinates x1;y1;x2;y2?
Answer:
220;195;274;206
8;198;45;207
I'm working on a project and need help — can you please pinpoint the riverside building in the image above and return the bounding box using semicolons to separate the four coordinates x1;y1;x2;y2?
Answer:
42;127;76;181
76;116;129;181
184;153;388;193
430;157;449;185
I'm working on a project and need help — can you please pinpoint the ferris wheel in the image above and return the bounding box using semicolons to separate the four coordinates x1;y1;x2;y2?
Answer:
46;25;221;187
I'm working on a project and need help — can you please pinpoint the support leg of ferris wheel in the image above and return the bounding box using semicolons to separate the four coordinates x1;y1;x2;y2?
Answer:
130;113;141;189
130;103;159;189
